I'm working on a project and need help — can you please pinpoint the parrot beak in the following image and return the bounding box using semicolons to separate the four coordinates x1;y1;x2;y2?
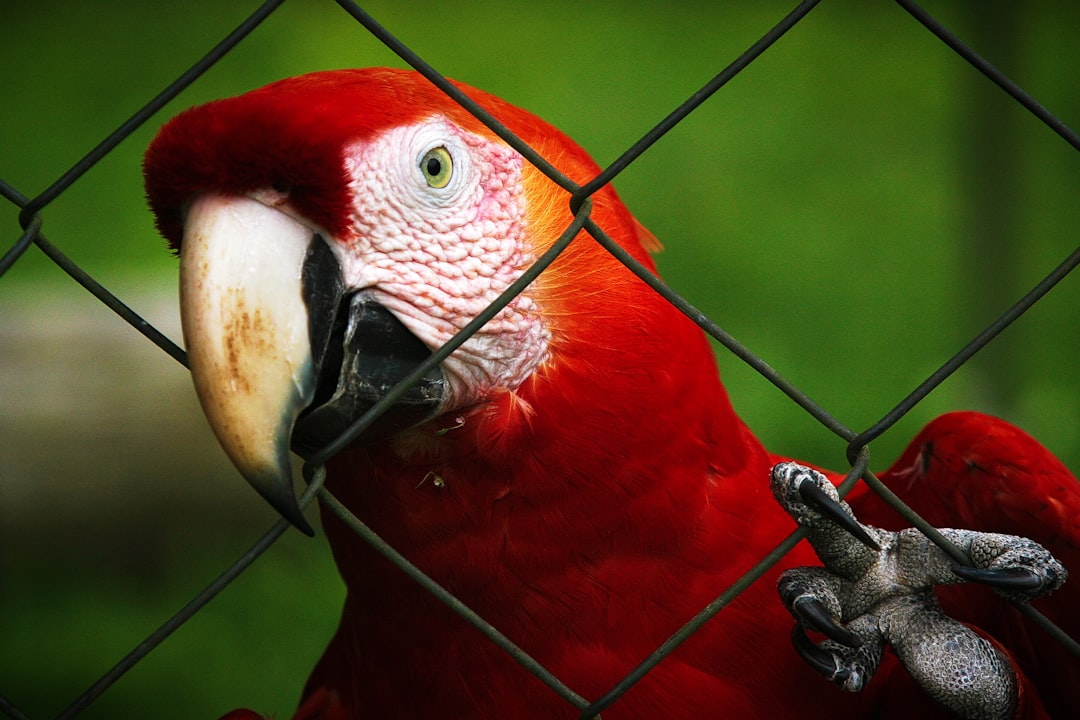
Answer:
179;194;446;535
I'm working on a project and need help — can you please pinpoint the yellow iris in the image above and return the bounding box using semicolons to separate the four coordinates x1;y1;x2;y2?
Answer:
420;146;453;188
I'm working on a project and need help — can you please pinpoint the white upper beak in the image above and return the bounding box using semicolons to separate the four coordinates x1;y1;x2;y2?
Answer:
179;194;316;533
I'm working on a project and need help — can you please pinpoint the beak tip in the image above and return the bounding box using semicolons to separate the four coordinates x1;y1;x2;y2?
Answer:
247;470;316;536
291;513;317;538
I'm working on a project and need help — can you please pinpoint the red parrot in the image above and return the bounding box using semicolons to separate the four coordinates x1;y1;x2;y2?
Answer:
143;68;1078;719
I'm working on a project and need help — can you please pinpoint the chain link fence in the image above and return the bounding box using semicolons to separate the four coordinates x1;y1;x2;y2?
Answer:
3;1;1079;718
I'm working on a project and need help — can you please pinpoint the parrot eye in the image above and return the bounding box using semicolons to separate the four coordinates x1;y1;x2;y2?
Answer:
419;146;453;189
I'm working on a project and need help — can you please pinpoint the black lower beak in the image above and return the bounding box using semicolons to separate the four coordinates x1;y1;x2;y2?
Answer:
292;237;448;454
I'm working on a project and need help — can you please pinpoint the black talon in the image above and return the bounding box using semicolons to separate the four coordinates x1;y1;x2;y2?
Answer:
951;564;1045;591
793;596;862;647
790;625;851;684
798;479;881;551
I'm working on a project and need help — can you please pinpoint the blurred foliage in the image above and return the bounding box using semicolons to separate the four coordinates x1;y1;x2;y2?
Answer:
1;1;1078;718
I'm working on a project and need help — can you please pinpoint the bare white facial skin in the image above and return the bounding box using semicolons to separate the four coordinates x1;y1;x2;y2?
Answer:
336;118;551;408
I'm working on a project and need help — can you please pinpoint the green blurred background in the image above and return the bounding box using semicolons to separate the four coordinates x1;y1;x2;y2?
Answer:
1;1;1078;717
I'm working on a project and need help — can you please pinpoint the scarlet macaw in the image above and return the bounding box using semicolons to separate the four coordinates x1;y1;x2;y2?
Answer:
143;68;1078;719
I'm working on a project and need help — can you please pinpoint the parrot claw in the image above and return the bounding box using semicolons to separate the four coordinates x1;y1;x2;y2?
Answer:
780;575;862;647
950;552;1067;604
796;477;881;551
770;462;1068;719
951;564;1044;590
789;626;866;691
793;596;862;647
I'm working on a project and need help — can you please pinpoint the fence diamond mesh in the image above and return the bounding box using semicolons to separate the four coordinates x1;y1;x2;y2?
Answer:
2;1;1078;718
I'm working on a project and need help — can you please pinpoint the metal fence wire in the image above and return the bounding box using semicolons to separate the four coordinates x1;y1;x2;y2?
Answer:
3;0;1080;718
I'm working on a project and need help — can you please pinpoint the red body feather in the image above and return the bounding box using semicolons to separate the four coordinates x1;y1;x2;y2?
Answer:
144;69;1079;719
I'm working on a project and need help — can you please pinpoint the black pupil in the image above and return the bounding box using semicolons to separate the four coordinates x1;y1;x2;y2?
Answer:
425;156;442;177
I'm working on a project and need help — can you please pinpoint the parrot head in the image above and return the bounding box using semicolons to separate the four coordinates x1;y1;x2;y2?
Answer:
144;68;668;532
